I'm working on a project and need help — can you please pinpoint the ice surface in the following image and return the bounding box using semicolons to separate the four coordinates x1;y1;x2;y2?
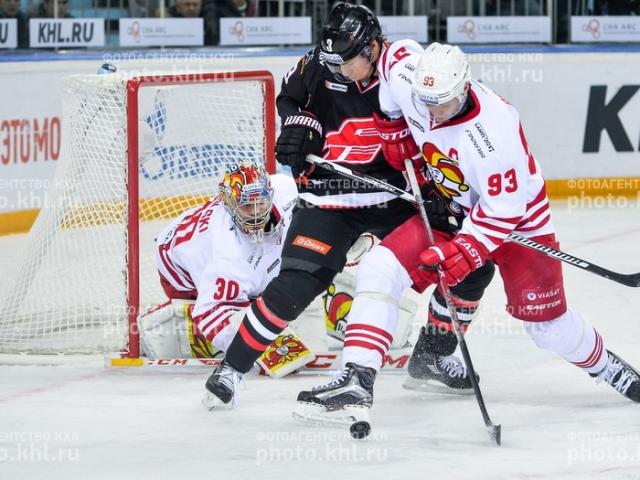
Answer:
1;202;640;480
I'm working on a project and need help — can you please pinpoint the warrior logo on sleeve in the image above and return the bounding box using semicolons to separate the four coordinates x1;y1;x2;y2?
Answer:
421;143;469;200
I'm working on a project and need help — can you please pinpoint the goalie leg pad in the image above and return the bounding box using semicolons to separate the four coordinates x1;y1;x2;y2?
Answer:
323;268;416;347
525;309;608;374
256;326;315;378
138;300;215;358
342;246;413;371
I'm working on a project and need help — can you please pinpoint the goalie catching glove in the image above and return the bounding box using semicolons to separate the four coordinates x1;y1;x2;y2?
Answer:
276;112;324;175
420;234;489;286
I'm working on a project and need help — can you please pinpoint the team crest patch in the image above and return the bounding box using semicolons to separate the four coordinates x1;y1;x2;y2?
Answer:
324;80;348;92
292;235;332;255
322;283;352;341
422;143;469;200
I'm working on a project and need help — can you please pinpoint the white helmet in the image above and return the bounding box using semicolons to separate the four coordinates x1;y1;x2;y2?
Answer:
412;42;470;107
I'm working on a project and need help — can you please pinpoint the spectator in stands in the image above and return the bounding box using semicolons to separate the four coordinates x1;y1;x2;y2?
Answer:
0;0;29;47
33;0;74;18
485;0;542;15
159;0;203;17
602;0;639;14
202;0;255;45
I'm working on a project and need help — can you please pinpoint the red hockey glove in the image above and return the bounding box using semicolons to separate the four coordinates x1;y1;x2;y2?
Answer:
420;234;489;286
373;113;421;171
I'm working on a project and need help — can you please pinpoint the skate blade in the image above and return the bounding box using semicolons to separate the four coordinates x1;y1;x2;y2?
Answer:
292;402;371;429
402;376;474;396
201;390;233;411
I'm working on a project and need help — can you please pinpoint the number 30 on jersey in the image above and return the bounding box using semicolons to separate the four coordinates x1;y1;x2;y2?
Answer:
213;278;239;300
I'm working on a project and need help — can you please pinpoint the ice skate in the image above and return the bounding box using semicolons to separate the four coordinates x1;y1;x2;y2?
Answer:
403;326;477;394
592;350;640;402
202;361;243;410
292;363;375;430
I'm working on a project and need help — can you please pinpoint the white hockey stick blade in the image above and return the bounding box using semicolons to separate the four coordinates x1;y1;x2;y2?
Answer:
106;347;413;373
402;376;475;396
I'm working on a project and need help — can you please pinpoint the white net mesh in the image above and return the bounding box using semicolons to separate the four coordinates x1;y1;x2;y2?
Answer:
0;71;272;354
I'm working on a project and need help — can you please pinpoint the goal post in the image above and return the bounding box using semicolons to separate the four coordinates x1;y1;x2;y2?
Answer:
0;70;276;357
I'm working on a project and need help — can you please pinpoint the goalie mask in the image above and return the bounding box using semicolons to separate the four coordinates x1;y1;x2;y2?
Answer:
219;162;274;243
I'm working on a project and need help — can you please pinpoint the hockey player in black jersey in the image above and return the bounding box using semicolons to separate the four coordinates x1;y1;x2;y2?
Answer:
203;3;495;417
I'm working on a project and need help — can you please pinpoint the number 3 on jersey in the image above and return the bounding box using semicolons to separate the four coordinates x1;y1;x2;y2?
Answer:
213;278;239;300
488;168;518;196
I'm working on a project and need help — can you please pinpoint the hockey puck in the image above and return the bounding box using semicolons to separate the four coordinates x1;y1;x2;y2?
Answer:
349;421;371;439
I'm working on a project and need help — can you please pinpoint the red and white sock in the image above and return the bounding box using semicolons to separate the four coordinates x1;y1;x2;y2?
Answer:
524;309;608;374
342;246;412;371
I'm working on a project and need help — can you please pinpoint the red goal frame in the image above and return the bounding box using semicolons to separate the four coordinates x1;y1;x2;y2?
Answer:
125;71;276;358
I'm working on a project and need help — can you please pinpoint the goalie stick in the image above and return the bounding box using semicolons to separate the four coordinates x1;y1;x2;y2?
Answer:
305;154;640;288
403;159;501;446
106;348;413;371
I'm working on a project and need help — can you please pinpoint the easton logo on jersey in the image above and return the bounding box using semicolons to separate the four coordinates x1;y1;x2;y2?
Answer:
324;118;381;164
421;143;469;200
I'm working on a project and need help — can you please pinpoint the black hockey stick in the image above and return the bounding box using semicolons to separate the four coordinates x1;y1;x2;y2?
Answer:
305;155;640;288
403;159;502;446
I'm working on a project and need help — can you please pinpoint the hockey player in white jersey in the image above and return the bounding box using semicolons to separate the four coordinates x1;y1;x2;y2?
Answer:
350;41;640;405
291;10;496;430
139;161;315;380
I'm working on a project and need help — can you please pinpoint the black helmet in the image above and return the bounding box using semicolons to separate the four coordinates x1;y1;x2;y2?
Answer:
321;3;381;66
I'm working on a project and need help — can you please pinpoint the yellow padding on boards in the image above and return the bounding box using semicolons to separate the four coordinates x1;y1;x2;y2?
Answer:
545;178;640;200
0;194;211;235
1;180;638;236
110;358;145;367
0;209;39;235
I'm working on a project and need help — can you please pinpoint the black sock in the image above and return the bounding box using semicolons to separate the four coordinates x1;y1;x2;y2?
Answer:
224;297;287;373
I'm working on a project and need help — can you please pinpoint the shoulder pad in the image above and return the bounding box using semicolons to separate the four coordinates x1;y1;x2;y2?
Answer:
378;39;423;83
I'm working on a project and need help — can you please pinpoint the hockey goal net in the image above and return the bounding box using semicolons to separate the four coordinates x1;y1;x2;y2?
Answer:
0;70;276;356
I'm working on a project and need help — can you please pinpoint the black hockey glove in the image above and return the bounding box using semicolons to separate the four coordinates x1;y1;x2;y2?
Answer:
276;112;323;175
422;187;464;234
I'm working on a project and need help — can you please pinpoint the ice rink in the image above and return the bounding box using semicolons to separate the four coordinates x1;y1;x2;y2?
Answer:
1;201;640;480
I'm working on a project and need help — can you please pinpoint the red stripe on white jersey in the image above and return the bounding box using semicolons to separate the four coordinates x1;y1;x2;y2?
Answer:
193;300;250;339
519;203;551;227
526;185;548;210
470;214;514;236
201;317;231;342
517;214;552;232
379;46;391;82
519;122;538;176
158;245;195;291
475;205;522;225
